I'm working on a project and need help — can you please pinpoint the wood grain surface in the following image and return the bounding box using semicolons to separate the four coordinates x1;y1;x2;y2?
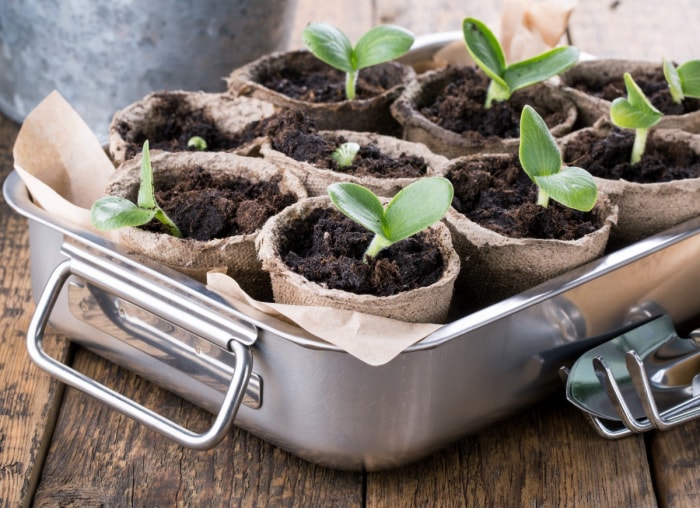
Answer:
1;1;699;506
0;116;70;507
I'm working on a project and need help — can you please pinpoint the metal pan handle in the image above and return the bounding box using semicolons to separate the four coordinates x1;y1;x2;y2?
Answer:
27;259;253;450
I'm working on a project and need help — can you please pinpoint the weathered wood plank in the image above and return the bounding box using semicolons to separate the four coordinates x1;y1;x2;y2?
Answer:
290;0;503;48
292;0;700;64
373;0;503;37
32;349;364;507
0;117;70;508
366;399;657;507
569;0;700;62
649;420;700;508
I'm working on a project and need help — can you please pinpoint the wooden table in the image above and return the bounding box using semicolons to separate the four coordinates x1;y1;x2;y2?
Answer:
2;1;700;506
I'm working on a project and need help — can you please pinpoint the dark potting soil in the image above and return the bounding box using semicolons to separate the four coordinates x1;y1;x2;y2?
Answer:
144;166;297;241
448;154;602;240
118;99;427;179
563;128;700;182
260;62;405;102
114;93;267;161
569;67;700;116
262;110;428;178
420;66;570;141
279;207;444;296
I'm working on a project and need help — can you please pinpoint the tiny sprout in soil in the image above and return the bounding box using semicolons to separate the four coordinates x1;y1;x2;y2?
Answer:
91;141;183;238
519;105;598;211
662;58;700;104
609;72;663;165
327;177;453;262
331;142;360;167
302;21;414;100
187;135;208;151
462;17;580;108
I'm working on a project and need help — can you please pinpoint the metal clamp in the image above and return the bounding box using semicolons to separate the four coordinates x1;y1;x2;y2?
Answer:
27;259;253;450
563;314;700;439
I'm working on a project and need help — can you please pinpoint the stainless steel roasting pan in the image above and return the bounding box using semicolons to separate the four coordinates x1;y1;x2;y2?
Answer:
5;170;700;471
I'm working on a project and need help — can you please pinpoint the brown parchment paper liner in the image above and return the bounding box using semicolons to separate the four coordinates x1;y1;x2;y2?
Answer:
560;59;700;131
207;273;442;366
256;196;460;324
259;129;449;197
12;91;443;367
13;92;116;236
416;0;577;71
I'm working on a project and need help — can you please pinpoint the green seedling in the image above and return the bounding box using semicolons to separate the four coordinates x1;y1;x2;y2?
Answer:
610;72;663;165
662;58;700;104
187;135;208;151
328;177;453;261
302;22;414;100
462;17;580;108
331;141;360;167
519;105;598;211
91;141;182;238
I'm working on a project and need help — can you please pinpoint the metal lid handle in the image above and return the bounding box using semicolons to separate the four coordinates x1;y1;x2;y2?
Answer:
27;259;253;450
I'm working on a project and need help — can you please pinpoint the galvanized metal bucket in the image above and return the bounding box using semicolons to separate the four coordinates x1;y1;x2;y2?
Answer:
0;0;298;142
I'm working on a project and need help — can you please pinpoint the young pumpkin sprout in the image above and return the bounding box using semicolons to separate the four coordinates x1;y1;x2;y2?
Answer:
519;105;598;211
328;177;453;262
91;140;182;238
302;21;415;100
331;141;360;167
662;58;700;104
462;17;580;108
609;72;663;165
187;135;208;151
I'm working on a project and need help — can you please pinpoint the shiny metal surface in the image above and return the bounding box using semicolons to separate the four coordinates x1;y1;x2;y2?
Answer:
61;239;259;350
67;278;262;411
564;316;700;438
27;258;254;450
27;210;263;415
0;0;297;142
4;170;700;470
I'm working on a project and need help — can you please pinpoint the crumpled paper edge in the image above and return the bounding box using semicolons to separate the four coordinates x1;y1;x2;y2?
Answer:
207;273;441;366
